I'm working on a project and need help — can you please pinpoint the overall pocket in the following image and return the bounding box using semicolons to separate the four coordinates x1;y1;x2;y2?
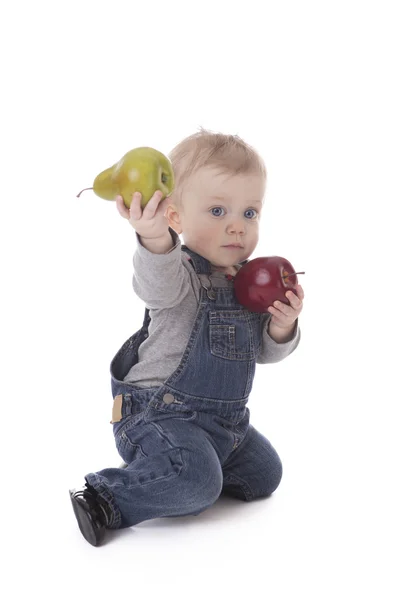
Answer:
116;410;185;480
144;401;197;424
214;409;250;454
112;393;148;440
209;310;258;361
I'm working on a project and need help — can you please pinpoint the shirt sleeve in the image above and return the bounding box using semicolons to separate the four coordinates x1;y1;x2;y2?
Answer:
256;314;301;364
131;227;192;309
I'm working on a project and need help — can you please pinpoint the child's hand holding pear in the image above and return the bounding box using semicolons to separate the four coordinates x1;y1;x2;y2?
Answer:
77;146;175;242
116;190;171;241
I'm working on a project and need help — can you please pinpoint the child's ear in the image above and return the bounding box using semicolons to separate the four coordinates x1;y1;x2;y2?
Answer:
165;203;183;234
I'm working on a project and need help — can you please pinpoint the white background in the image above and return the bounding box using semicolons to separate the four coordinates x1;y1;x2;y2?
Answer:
1;0;399;598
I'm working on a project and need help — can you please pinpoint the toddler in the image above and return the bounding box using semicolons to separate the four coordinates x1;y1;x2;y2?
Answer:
69;128;304;546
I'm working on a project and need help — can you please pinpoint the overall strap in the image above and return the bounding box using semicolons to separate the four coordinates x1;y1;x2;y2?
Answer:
181;245;212;275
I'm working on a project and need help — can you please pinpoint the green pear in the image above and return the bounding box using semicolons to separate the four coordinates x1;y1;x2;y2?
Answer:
77;147;175;208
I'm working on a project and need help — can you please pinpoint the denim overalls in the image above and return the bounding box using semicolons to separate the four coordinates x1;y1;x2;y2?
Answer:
85;245;283;529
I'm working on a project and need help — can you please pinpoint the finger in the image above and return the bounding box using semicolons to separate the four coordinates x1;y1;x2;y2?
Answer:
267;307;291;327
295;284;305;300
272;300;293;317
285;290;302;309
115;195;130;219
142;190;164;218
161;196;172;219
129;192;143;220
160;195;170;210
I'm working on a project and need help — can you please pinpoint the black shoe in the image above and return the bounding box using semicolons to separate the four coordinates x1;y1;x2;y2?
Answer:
69;484;111;546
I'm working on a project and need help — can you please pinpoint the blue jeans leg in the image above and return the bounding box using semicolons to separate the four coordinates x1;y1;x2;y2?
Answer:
221;424;283;501
85;417;223;528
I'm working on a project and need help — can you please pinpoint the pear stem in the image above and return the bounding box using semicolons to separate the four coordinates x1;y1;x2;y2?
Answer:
76;187;93;198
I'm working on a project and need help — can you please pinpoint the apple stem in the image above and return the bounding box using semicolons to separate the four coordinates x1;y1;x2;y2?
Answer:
286;271;306;277
76;187;93;198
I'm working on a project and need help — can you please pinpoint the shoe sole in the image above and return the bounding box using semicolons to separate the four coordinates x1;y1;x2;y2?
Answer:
69;490;105;546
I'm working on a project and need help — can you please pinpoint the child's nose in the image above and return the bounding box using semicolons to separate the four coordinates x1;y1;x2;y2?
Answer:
227;220;245;234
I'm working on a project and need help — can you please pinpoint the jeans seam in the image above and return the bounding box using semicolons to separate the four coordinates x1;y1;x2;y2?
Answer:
88;476;122;529
120;433;147;459
223;473;253;501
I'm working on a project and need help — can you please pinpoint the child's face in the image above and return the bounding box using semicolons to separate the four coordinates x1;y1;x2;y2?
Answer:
167;166;265;270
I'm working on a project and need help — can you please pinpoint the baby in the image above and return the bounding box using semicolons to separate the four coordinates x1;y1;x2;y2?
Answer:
69;128;304;546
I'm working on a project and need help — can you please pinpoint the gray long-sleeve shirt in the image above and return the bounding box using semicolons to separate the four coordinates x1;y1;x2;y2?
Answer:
123;228;301;387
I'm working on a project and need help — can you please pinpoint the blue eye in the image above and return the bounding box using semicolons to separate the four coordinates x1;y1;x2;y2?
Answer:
211;207;225;217
210;207;258;219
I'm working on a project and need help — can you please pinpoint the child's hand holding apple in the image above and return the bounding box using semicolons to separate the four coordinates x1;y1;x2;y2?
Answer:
234;256;305;328
267;283;304;329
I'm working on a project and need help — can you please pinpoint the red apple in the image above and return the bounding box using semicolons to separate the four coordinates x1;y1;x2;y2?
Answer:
234;256;304;313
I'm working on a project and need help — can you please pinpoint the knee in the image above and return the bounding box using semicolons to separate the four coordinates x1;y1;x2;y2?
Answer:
175;450;223;515
253;454;283;499
193;468;223;512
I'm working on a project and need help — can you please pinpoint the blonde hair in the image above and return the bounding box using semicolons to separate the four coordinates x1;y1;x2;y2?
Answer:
168;127;267;209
